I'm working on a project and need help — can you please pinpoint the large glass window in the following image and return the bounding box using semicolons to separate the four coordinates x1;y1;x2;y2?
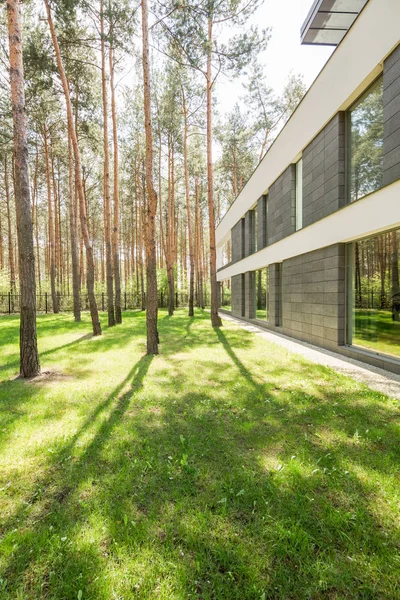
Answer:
350;229;400;358
219;278;231;312
295;158;303;231
349;77;383;203
255;268;269;321
221;240;231;267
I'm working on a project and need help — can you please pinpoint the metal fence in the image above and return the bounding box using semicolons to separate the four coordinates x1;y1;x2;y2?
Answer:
0;291;195;314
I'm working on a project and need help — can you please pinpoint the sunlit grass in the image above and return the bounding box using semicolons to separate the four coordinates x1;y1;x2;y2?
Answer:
0;309;399;599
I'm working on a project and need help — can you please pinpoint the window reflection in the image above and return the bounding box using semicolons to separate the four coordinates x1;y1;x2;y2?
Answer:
219;279;231;312
255;268;269;321
349;77;383;202
352;229;400;358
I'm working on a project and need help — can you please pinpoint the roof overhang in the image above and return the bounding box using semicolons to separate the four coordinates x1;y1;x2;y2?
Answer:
301;0;368;46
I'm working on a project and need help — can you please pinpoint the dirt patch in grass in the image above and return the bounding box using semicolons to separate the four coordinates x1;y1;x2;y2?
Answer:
15;369;75;385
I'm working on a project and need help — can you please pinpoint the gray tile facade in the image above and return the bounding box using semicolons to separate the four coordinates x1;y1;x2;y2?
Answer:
231;274;244;318
383;44;400;186
244;211;255;257
244;271;256;319
267;165;296;245
302;113;346;227
231;219;245;263
281;244;346;350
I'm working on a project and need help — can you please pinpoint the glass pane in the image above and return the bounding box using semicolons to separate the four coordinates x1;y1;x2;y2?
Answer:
352;230;400;358
349;78;383;202
220;279;231;312
255;268;269;321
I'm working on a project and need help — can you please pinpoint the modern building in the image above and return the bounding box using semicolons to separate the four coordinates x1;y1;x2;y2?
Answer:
216;0;400;373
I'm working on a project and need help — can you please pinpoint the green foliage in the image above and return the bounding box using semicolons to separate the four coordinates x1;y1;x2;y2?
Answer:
0;310;399;598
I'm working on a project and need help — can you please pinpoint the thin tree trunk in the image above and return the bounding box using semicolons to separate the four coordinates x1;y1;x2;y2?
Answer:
5;156;16;300
100;0;115;327
206;18;221;326
43;125;59;313
7;0;40;377
68;134;81;321
142;0;159;353
0;199;4;271
109;44;122;324
182;89;195;317
44;0;101;335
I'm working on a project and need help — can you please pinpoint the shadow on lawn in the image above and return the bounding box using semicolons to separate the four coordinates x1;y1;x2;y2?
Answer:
1;312;399;599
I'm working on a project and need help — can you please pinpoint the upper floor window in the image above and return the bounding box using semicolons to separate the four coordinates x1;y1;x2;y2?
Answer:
295;158;303;231
349;77;383;203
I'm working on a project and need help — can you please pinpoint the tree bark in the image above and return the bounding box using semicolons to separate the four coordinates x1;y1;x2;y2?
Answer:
206;18;222;327
100;0;115;327
5;156;16;301
6;0;40;377
0;197;4;271
68;133;81;322
142;0;159;354
182;88;195;317
44;0;101;335
43;125;59;313
109;44;122;324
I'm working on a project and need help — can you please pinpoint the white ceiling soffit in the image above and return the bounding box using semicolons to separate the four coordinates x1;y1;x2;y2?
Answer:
301;0;369;46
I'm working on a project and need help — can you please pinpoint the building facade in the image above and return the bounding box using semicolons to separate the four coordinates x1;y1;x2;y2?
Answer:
216;0;400;373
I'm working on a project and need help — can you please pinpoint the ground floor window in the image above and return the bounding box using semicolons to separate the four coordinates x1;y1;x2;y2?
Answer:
219;279;231;312
350;229;400;358
255;268;269;321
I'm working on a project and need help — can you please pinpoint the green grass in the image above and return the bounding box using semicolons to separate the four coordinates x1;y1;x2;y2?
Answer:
354;309;400;358
0;309;400;599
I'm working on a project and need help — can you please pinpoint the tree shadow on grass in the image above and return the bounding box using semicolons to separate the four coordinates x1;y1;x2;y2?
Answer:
1;314;400;599
0;353;153;598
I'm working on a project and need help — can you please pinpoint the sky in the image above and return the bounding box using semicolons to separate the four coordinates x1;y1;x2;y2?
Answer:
217;0;335;114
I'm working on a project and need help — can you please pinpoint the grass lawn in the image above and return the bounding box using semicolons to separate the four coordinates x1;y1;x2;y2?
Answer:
0;309;400;599
354;309;400;358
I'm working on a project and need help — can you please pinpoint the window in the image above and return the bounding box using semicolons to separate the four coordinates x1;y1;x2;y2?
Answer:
349;228;400;359
295;158;303;231
219;279;231;312
349;77;383;203
254;268;269;321
221;240;231;267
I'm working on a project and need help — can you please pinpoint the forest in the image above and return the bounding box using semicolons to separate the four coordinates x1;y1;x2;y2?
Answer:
1;0;304;373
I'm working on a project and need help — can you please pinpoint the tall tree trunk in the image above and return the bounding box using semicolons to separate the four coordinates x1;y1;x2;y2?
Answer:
165;135;175;316
43;125;59;313
33;146;41;292
182;89;195;317
206;19;221;327
7;0;40;377
100;0;115;327
68;134;81;322
0;199;4;271
142;0;159;354
44;0;101;335
109;44;122;324
5;156;16;300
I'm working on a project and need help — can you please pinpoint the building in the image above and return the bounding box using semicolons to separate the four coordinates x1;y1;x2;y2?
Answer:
216;0;400;374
